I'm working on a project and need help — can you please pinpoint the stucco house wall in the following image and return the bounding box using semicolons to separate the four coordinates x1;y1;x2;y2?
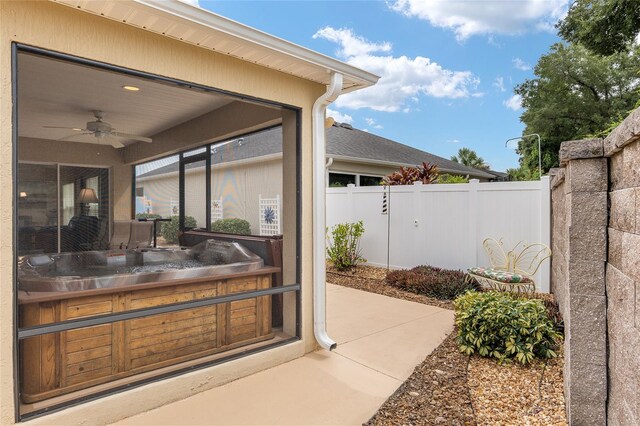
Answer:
0;1;332;424
137;158;283;232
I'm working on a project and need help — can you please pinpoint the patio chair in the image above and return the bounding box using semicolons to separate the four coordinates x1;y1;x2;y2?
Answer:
127;220;154;249
109;220;131;250
466;238;551;293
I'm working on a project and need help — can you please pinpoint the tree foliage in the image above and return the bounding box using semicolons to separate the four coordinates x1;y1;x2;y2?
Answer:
557;0;640;56
450;147;490;171
514;43;640;175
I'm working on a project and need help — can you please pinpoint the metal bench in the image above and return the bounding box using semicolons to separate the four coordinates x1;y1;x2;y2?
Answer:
466;238;551;293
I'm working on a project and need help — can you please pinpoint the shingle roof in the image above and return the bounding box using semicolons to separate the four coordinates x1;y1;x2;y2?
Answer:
137;124;494;179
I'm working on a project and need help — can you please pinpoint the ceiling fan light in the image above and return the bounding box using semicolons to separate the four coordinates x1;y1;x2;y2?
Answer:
122;85;140;92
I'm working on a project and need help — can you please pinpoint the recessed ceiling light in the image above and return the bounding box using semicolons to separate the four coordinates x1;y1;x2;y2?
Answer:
122;85;140;91
72;128;83;131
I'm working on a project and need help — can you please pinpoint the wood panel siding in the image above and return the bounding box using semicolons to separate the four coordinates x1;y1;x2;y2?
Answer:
19;272;273;403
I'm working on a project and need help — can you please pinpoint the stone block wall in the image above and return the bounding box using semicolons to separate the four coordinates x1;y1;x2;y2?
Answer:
550;139;608;425
603;108;640;426
550;107;640;425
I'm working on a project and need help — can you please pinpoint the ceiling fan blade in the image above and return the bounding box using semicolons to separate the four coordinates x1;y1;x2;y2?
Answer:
57;132;93;141
44;126;87;130
107;138;125;149
110;131;152;143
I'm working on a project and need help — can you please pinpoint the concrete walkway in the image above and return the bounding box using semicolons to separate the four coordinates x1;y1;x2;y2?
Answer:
112;284;454;426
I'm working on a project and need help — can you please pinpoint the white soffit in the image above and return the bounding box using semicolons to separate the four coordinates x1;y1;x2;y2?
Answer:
50;0;380;93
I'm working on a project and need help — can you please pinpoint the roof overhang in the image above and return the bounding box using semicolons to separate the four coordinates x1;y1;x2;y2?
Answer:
50;0;380;93
329;155;496;179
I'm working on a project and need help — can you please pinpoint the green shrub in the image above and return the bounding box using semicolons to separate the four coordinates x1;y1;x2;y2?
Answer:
211;218;251;235
135;213;162;220
386;265;478;300
326;221;365;271
437;174;469;184
454;291;562;364
160;215;197;244
513;292;564;332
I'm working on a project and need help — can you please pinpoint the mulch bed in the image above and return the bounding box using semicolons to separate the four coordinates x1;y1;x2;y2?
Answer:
326;264;453;310
327;263;567;426
365;332;475;426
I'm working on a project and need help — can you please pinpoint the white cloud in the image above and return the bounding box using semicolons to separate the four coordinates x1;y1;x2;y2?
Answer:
178;0;200;7
512;57;532;71
314;27;480;112
389;0;568;41
365;118;384;129
493;76;506;92
313;27;391;58
326;108;353;124
504;94;522;111
447;139;460;144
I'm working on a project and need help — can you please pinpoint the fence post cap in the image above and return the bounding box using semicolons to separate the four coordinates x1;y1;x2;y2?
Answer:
347;183;356;188
412;181;423;185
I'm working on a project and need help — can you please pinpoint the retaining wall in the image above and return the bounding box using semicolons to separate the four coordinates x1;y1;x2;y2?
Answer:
550;107;640;425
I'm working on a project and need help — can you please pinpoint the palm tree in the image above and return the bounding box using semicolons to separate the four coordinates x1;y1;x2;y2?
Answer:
451;147;490;171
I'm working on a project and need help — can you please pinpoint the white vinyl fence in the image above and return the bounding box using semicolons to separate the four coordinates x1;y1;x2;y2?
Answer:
327;177;551;292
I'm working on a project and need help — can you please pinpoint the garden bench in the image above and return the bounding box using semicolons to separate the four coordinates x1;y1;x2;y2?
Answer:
466;238;551;293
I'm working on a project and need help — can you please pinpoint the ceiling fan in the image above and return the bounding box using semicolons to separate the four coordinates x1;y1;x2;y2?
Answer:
43;110;152;148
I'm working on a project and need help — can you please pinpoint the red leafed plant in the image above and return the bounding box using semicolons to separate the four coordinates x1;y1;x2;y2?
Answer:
383;162;439;185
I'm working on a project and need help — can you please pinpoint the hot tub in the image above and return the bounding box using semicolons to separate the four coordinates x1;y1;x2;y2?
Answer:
19;240;264;292
18;239;278;403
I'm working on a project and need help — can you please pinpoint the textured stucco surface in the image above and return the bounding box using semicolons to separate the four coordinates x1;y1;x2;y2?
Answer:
1;1;326;424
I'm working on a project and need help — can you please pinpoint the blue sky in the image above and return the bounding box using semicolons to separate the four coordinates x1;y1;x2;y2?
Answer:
195;0;567;172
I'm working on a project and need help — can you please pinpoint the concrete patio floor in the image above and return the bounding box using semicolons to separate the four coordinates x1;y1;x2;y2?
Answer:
112;284;454;426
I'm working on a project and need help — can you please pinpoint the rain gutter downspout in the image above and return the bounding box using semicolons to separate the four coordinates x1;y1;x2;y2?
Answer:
312;73;343;350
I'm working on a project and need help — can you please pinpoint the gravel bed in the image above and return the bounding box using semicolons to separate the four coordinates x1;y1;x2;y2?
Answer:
468;345;567;426
328;263;567;426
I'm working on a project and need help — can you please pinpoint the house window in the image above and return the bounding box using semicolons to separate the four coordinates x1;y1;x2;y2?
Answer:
359;175;384;186
85;175;100;217
329;172;356;187
328;173;383;187
62;182;75;225
135;187;144;197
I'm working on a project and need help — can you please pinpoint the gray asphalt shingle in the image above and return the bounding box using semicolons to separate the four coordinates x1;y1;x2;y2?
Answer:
137;124;494;179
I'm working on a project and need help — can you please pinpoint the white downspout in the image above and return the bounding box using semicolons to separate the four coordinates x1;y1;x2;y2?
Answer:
325;157;334;188
312;73;343;350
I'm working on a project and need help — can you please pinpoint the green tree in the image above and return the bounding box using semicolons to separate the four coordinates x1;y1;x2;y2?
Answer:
557;0;640;56
514;43;640;175
450;147;490;171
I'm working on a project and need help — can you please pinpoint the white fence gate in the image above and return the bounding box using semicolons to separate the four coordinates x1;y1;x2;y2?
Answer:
326;177;551;292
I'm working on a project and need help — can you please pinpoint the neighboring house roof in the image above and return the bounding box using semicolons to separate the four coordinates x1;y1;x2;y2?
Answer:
487;170;509;178
326;124;494;179
51;0;379;93
137;124;494;180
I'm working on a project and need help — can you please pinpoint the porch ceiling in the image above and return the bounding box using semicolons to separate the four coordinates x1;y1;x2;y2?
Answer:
18;53;234;145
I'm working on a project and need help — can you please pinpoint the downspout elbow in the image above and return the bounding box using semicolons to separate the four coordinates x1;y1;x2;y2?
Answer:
312;73;343;351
